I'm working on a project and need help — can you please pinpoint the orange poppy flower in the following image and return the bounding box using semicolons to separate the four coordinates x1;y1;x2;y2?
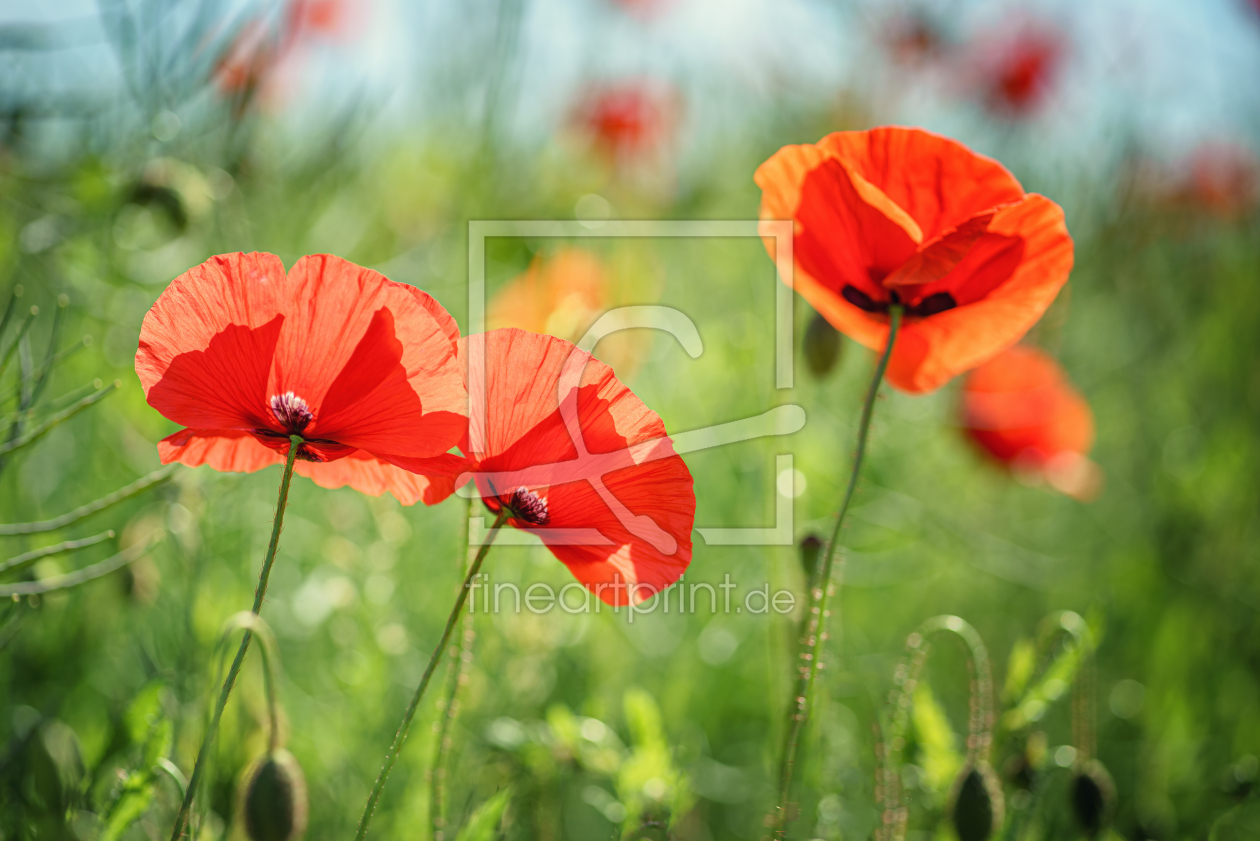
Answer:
136;252;467;505
756;125;1074;393
961;345;1100;499
421;328;694;606
488;249;606;342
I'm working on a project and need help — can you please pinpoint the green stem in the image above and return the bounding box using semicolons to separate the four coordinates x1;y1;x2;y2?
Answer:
431;497;477;841
169;435;302;840
354;508;509;841
772;306;902;836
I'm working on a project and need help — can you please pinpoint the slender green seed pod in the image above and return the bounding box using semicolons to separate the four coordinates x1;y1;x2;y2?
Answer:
950;761;1004;841
1070;760;1115;838
237;749;308;841
803;311;842;378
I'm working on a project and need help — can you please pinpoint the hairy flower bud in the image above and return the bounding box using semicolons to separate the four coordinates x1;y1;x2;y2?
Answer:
799;534;824;582
950;761;1005;841
237;749;308;841
1070;760;1115;838
803;311;842;378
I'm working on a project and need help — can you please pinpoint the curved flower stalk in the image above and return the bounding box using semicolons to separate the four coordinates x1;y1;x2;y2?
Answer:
875;615;998;841
999;611;1112;839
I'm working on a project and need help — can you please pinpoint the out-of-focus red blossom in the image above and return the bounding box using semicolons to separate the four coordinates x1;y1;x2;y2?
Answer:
288;0;345;34
884;12;947;66
971;22;1066;116
214;0;353;103
575;82;679;164
962;346;1101;500
417;329;695;606
1182;141;1259;217
610;0;674;20
136;252;467;506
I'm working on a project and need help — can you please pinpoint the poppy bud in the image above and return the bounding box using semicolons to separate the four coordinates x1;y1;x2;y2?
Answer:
950;762;1004;841
803;311;842;378
799;534;823;582
1070;760;1115;838
237;749;308;841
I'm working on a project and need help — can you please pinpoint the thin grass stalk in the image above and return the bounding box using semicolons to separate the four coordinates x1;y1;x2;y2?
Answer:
354;508;510;841
0;530;115;576
169;435;301;840
772;306;902;836
0;380;117;458
0;464;177;535
431;497;477;841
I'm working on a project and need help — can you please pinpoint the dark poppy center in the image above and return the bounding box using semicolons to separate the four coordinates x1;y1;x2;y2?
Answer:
270;391;313;433
252;391;343;462
505;487;550;526
842;285;958;318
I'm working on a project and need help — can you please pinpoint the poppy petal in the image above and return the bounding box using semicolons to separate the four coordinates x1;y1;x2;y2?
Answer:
886;193;1072;392
757;142;921;300
884;211;995;289
157;428;284;472
542;454;696;606
138;252;289;431
463;329;694;604
818;126;1025;238
296;450;457;506
271;254;466;458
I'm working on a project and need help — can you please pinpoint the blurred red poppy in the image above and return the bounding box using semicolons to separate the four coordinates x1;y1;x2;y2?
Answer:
962;345;1100;499
422;328;694;606
575;81;678;163
1182;141;1259;217
973;23;1065;116
214;0;353;104
756;126;1074;393
611;0;674;19
136;252;467;505
884;12;947;67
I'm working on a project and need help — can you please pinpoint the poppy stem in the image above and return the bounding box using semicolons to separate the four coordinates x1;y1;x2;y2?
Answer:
354;508;510;841
169;435;302;841
430;496;478;841
772;306;902;836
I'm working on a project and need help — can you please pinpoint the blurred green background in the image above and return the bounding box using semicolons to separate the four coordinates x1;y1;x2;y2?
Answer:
1;0;1259;839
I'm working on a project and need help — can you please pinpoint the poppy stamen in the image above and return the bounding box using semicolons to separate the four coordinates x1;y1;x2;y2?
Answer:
906;291;958;318
270;391;313;434
505;487;550;526
842;285;890;314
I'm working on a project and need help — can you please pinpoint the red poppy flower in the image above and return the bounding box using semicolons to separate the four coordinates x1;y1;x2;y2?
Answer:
575;81;677;163
756;125;1074;393
422;328;694;606
973;24;1065;116
884;12;947;67
1182;141;1259;217
962;345;1100;499
136;252;467;504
